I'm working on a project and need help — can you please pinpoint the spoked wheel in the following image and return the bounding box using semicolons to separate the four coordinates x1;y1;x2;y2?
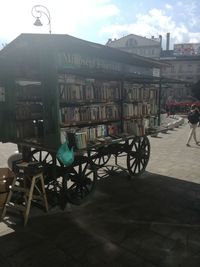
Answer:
29;149;53;163
127;136;150;177
88;147;111;168
63;156;97;205
28;149;67;207
28;149;56;183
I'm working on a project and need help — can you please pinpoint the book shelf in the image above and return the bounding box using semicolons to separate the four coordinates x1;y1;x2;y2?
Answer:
58;74;122;149
58;74;159;150
14;80;44;145
0;33;161;154
0;33;165;204
10;73;159;151
123;83;158;137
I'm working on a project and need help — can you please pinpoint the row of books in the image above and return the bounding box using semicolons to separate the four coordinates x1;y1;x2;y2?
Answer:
16;85;42;101
63;116;159;147
59;83;120;102
149;116;158;128
123;116;159;136
123;119;146;136
16;103;43;120
62;123;120;149
16;121;38;139
16;120;44;139
123;102;152;117
60;115;159;147
58;74;85;85
16;77;157;105
149;100;158;115
59;104;120;124
124;85;157;101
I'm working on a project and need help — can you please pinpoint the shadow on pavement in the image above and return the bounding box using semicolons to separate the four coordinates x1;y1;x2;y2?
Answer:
1;170;200;267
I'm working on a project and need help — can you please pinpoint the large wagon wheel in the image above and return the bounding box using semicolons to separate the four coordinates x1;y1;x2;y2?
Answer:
28;149;55;183
88;147;111;168
28;151;97;206
29;149;53;164
29;149;62;192
28;149;68;206
127;136;150;177
62;156;97;205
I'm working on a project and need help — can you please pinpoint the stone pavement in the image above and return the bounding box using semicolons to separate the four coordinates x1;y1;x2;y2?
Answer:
1;119;200;267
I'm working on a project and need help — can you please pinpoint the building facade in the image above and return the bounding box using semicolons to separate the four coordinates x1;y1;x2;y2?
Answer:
107;34;200;107
160;46;200;105
160;45;200;84
106;34;162;59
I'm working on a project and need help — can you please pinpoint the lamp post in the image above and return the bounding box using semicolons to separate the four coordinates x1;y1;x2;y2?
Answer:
31;5;51;34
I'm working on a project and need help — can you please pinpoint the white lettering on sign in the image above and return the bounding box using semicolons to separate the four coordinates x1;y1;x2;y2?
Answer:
58;52;154;76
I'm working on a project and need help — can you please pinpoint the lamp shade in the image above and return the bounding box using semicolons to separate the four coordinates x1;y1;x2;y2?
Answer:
34;17;43;26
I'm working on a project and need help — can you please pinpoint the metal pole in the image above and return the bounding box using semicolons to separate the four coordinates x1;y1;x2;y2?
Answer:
158;78;162;126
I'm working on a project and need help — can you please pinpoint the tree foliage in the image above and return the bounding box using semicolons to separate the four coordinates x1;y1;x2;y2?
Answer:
191;80;200;100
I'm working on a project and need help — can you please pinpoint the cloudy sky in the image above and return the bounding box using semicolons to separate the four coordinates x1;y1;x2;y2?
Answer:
0;0;200;49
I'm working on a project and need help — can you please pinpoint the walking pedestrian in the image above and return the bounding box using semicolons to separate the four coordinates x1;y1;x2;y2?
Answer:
186;104;200;146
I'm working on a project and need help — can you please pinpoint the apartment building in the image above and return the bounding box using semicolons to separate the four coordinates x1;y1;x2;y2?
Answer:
107;33;200;105
106;33;162;59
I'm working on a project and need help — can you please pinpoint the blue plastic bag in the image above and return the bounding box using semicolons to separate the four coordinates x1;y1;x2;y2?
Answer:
56;142;74;167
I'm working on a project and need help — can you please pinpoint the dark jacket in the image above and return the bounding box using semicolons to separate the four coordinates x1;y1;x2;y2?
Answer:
188;109;200;124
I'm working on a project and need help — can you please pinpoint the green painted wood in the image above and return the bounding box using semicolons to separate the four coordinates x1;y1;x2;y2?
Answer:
0;58;17;141
0;34;160;151
39;47;60;150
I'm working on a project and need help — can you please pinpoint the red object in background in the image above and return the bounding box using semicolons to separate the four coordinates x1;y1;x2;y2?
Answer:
168;101;200;107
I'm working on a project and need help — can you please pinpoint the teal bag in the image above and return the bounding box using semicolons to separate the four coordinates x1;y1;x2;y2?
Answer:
56;142;74;167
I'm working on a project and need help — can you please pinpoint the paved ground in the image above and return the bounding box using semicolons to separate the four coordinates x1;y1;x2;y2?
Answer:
1;118;200;267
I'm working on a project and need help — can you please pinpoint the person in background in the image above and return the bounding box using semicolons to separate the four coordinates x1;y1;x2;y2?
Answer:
186;104;200;146
166;95;173;117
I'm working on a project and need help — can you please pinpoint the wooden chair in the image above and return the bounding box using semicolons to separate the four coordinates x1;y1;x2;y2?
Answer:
1;162;48;226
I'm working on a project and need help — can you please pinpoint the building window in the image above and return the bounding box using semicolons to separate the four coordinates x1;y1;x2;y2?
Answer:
196;65;200;72
187;64;193;73
186;76;193;80
126;38;138;48
165;66;170;73
179;65;183;72
171;66;175;73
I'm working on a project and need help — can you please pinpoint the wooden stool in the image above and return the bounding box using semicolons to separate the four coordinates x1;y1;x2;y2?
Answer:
1;162;48;226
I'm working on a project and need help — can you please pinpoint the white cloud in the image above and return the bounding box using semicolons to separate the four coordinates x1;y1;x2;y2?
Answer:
165;4;173;10
0;0;120;40
100;6;200;48
100;8;175;45
188;33;200;43
178;1;199;27
1;0;200;47
177;1;183;7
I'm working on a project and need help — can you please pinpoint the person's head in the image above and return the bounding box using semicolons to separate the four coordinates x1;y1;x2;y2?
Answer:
191;104;197;110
